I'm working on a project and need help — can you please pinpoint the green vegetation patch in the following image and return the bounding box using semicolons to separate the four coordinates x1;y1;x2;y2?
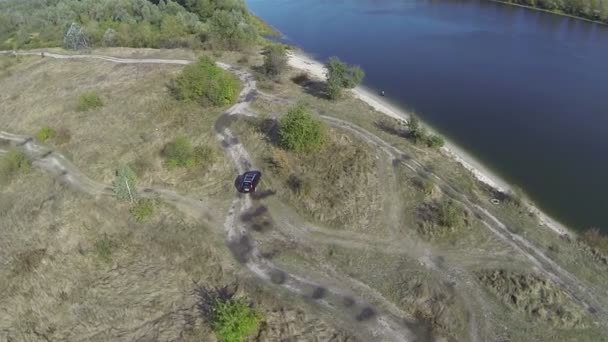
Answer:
278;104;326;153
326;56;364;100
94;233;115;264
213;298;260;342
477;269;583;328
76;91;103;112
130;198;155;222
162;136;216;170
263;120;378;229
172;56;239;106
408;115;445;149
0;0;261;50
0;149;31;184
113;165;137;202
251;15;281;37
261;44;288;78
36;126;55;142
416;199;469;237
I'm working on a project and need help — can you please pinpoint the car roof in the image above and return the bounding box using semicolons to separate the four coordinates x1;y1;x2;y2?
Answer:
243;172;259;181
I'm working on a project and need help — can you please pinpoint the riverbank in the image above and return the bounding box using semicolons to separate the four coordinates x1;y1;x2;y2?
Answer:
286;49;571;237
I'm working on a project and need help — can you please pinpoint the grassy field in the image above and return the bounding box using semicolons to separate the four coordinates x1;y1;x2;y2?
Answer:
1;47;608;342
240;64;608;341
0;49;355;341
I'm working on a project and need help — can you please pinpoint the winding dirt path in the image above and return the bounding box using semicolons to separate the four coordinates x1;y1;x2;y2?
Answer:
2;50;607;341
1;51;419;341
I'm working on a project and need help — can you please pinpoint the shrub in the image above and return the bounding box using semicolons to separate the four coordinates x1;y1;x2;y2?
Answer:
113;165;137;202
417;199;467;237
131;198;155;222
425;134;445;148
94;233;114;264
212;298;260;342
279;104;325;153
325;56;365;100
173;56;239;106
0;149;30;184
163;136;195;168
438;200;465;228
163;136;215;170
262;44;287;78
77;91;103;111
36;126;55;142
408;115;445;148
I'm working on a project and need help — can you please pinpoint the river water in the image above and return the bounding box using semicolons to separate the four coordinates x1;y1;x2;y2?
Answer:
247;0;608;232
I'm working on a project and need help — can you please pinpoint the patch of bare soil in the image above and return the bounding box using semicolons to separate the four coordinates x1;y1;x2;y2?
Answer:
476;269;584;328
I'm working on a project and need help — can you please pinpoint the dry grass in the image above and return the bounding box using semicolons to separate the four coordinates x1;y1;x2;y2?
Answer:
236;117;381;231
0;48;356;342
477;269;584;328
0;52;233;197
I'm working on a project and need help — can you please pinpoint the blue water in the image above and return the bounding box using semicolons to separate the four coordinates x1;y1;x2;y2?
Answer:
247;0;608;232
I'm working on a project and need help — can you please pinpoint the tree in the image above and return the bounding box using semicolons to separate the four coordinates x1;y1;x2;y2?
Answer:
262;44;287;78
172;56;239;106
407;115;425;144
63;22;89;50
279;104;326;152
325;57;364;100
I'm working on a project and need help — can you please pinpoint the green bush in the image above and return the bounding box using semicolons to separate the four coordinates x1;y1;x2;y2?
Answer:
279;104;326;153
173;56;239;106
0;149;30;184
438;200;465;228
417;199;466;236
408;115;445;149
76;91;103;111
213;298;260;342
425;134;445;148
36;127;55;142
262;44;287;78
131;199;155;222
163;136;215;169
325;56;365;100
94;233;114;264
113;165;137;201
163;136;195;168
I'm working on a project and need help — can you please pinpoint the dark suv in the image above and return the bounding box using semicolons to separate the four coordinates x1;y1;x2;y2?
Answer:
237;171;262;193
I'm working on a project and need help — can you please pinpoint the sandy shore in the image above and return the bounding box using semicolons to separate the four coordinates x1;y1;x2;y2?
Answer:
287;50;570;236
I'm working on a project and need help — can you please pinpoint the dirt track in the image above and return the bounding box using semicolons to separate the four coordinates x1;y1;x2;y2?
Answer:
1;50;607;341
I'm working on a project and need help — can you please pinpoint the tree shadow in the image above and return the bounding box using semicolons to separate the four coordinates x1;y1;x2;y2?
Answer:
291;73;328;99
374;119;408;139
195;284;237;322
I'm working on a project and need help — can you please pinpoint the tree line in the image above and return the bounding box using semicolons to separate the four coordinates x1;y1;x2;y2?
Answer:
0;0;261;50
498;0;608;23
